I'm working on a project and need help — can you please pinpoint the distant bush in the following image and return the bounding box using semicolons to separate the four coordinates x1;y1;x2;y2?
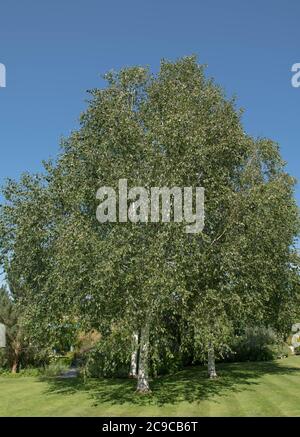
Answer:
271;343;291;359
231;327;288;362
17;367;42;377
42;361;70;377
294;346;300;355
0;349;8;369
0;367;43;377
84;330;131;378
0;368;11;376
1;360;71;378
49;351;75;367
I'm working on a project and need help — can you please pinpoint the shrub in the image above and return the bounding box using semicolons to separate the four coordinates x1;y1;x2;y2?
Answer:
0;348;8;369
17;367;42;377
49;352;75;367
0;367;43;377
85;346;129;379
271;343;291;359
294;346;300;355
84;330;131;378
231;327;285;362
42;360;70;377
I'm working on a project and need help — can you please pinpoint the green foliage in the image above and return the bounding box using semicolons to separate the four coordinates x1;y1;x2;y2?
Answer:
0;349;8;369
42;361;70;378
294;346;300;355
0;286;52;372
0;56;299;383
0;366;42;377
84;330;131;378
0;286;24;371
50;353;74;368
16;367;42;377
230;327;288;362
272;343;292;359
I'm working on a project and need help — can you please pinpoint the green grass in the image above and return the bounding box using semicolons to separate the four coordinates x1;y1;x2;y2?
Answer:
1;356;300;416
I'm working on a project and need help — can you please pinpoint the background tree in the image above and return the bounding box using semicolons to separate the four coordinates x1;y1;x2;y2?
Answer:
0;286;25;373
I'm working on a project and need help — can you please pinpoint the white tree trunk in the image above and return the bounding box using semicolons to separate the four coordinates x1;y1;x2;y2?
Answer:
129;331;139;378
136;322;151;393
208;345;217;379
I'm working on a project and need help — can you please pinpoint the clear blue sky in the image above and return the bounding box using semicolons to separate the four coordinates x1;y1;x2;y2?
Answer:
0;1;299;205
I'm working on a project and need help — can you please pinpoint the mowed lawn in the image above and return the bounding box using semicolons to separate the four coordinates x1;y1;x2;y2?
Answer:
1;356;300;417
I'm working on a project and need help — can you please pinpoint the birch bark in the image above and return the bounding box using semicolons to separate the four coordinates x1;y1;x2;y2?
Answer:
136;322;150;393
208;345;217;379
129;331;139;378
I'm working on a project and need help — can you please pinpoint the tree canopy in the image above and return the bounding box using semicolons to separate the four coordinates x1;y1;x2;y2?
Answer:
0;56;299;389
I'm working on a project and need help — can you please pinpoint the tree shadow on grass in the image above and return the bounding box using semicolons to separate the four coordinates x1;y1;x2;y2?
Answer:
42;359;300;408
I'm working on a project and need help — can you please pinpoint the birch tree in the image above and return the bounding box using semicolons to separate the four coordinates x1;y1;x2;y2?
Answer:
1;56;298;391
